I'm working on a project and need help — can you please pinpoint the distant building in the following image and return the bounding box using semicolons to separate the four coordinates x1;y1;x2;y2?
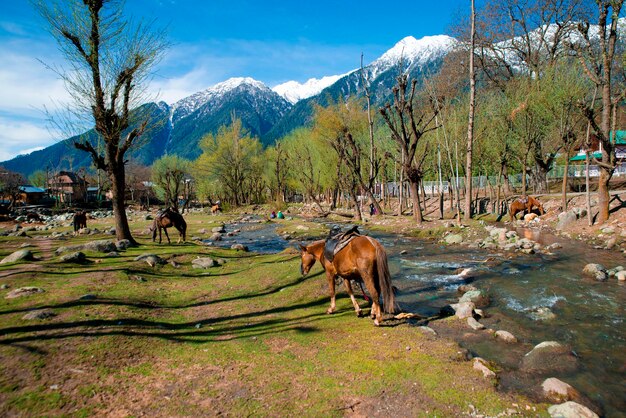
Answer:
570;130;626;177
48;171;89;204
18;185;46;205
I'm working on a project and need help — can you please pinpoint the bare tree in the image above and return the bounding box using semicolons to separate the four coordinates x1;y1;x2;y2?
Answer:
379;75;440;223
573;0;624;223
465;0;477;220
35;0;168;243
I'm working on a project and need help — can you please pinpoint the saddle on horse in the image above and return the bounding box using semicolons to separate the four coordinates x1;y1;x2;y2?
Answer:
324;225;361;262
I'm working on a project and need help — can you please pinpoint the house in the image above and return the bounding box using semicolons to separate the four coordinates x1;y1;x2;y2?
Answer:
18;185;46;205
570;130;626;177
48;171;89;203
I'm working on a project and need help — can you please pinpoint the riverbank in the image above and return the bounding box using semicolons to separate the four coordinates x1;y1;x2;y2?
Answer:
0;211;547;417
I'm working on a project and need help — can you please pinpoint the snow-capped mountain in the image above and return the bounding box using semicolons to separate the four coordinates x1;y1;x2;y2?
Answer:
272;74;348;104
1;34;459;175
368;35;457;80
164;76;292;158
171;77;284;125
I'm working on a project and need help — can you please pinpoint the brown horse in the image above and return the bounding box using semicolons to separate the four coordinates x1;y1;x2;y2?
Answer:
73;211;87;232
151;208;187;244
211;204;221;214
509;196;545;221
299;236;397;326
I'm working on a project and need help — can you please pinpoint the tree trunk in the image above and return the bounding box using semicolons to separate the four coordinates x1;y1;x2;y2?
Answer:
561;154;570;211
464;0;476;220
109;163;135;244
597;167;611;223
409;180;423;223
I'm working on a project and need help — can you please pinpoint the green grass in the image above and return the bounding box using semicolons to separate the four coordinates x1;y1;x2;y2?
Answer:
0;211;546;416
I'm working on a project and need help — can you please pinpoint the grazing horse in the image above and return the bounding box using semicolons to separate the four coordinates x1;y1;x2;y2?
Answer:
73;211;87;233
211;204;221;214
151;208;187;244
299;236;397;326
509;196;545;221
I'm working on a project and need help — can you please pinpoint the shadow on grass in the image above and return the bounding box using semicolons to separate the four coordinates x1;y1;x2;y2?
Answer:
0;295;345;350
0;269;324;317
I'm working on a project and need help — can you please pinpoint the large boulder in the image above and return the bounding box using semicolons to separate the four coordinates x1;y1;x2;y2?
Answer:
520;341;579;374
547;402;598;418
582;263;607;281
0;249;35;264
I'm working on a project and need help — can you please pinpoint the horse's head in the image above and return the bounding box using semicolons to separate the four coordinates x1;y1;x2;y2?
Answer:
299;244;316;276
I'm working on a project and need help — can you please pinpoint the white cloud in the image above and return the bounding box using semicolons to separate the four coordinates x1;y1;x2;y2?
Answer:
0;117;58;161
0;39;70;116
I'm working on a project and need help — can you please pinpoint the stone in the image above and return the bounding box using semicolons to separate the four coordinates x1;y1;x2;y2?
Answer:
0;284;9;289
530;306;556;321
521;341;579;374
467;317;485;330
616;271;626;281
605;237;617;249
495;330;517;343
6;287;45;299
601;227;615;234
457;283;477;294
459;290;490;308
77;227;91;235
192;257;217;269
556;211;577;231
144;214;153;220
79;294;97;300
144;255;164;267
212;226;226;233
56;240;116;255
106;251;119;257
208;233;222;241
472;357;496;377
231;243;248;251
444;234;463;244
0;249;34;264
582;263;607;281
541;378;582;404
450;301;475;319
418;326;437;336
524;213;538;221
59;252;86;263
115;239;131;251
22;309;56;320
547;402;598;418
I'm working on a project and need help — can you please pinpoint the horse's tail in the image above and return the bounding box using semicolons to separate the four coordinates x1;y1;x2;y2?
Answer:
369;237;398;314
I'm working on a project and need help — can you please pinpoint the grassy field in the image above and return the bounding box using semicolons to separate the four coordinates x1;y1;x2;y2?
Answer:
0;211;546;416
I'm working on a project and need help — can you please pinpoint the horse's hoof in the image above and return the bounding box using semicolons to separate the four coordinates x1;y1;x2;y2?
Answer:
374;319;380;326
356;310;364;317
326;309;335;314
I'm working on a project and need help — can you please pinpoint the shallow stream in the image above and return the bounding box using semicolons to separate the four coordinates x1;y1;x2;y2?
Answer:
209;218;625;416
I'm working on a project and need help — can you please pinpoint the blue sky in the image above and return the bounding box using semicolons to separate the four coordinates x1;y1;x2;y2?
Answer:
0;0;467;162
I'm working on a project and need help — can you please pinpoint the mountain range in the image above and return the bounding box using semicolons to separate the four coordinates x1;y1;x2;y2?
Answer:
1;34;457;176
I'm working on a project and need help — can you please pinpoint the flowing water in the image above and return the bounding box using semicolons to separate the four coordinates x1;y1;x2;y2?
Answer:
209;218;626;416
